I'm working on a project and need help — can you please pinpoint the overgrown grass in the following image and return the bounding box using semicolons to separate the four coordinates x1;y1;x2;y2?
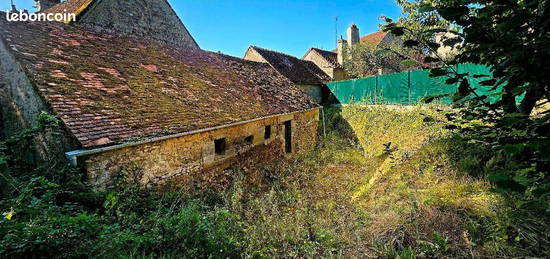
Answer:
219;106;501;258
1;106;548;258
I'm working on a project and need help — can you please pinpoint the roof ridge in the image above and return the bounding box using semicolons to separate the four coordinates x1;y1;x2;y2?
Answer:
250;45;301;60
248;45;331;85
310;47;336;54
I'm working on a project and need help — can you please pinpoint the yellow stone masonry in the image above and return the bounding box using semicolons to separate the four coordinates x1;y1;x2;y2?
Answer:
83;109;320;190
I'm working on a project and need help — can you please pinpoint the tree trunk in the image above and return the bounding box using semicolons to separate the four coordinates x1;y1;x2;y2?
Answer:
519;85;546;115
502;85;519;114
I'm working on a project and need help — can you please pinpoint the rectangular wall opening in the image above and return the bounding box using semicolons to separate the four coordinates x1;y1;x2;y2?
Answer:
214;138;226;155
264;125;271;139
284;120;292;153
244;135;254;145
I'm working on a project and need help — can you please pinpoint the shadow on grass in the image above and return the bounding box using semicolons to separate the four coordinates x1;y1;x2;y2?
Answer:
319;107;361;149
437;134;550;256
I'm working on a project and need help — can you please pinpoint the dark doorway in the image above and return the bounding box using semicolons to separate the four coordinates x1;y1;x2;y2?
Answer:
284;120;292;153
214;138;226;155
264;125;271;140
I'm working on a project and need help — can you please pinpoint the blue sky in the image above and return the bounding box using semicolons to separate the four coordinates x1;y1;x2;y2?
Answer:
2;0;402;57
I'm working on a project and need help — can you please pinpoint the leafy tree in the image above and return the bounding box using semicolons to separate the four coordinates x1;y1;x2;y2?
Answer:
383;0;550;227
395;0;450;35
385;0;549;115
342;41;424;78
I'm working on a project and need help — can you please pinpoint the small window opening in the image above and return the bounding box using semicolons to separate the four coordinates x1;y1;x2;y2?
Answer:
244;135;254;145
284;120;292;153
214;138;226;155
264;125;272;139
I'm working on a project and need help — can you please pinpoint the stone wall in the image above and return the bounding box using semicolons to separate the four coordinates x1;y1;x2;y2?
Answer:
79;0;199;49
83;108;320;191
297;84;322;103
243;48;265;63
302;51;348;81
302;51;335;78
0;37;78;163
332;68;348;81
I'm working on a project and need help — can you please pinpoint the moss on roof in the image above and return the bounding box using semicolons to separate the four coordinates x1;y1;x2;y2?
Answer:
0;17;318;148
304;48;338;67
248;46;331;85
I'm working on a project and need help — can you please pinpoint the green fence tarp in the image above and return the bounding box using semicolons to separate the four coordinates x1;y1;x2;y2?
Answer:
409;69;456;104
378;72;409;104
326;63;512;105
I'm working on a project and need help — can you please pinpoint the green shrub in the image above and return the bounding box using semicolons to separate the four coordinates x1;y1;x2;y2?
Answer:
1;107;549;258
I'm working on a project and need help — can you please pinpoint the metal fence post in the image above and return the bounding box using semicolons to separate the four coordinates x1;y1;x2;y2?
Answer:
408;70;411;104
375;76;378;104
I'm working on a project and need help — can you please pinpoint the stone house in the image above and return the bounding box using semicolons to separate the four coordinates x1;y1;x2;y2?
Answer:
37;0;199;49
304;24;404;80
243;46;334;104
302;48;347;81
0;0;320;189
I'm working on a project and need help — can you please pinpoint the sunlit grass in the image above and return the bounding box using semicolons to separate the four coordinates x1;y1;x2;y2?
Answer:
222;104;509;257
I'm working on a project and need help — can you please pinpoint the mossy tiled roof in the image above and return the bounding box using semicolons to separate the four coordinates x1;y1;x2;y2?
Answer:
360;31;388;46
0;17;317;148
304;48;338;67
248;46;331;85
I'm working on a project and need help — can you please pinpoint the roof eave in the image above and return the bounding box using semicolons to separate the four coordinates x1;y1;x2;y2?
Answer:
66;106;321;166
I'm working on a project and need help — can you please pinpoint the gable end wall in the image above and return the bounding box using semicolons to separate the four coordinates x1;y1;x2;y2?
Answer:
0;37;79;163
303;51;335;78
79;0;199;49
243;48;267;63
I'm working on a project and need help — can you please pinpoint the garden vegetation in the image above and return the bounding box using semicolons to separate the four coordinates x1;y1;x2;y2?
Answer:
2;0;549;257
1;105;548;258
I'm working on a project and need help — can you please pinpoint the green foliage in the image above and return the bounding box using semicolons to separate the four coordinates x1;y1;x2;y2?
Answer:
94;195;244;258
395;0;450;36
384;3;550;255
449;111;550;212
0;116;244;258
2;108;549;258
343;41;423;78
387;0;549;114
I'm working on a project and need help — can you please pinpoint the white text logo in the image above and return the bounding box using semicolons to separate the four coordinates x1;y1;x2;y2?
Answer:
6;9;76;22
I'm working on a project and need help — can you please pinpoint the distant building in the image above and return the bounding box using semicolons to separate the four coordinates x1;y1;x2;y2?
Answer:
35;0;61;12
0;0;319;190
304;24;404;80
435;31;461;61
302;48;347;81
347;23;360;46
244;46;334;104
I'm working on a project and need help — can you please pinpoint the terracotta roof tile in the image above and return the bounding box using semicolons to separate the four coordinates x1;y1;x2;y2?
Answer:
330;31;390;51
249;46;330;85
0;17;318;149
360;31;388;45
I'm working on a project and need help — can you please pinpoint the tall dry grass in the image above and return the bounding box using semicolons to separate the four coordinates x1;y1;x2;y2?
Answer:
219;105;510;258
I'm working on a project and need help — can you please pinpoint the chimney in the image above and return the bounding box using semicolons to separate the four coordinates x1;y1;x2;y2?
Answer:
347;23;360;48
35;0;61;12
337;36;347;66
